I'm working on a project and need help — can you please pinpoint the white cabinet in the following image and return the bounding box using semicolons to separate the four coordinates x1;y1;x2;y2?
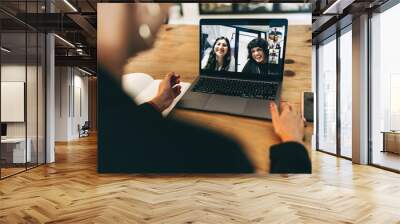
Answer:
1;138;32;163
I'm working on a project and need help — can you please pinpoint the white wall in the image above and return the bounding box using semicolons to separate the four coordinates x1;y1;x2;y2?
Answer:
168;4;311;25
1;82;24;122
72;72;89;138
55;66;69;141
1;65;36;137
55;67;89;141
1;65;27;143
1;64;26;81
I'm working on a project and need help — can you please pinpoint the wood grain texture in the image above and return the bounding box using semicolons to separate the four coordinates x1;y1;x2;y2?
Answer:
124;25;312;172
0;135;400;223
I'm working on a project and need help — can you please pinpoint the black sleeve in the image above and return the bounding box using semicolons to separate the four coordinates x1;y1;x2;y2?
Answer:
137;103;162;118
242;60;251;73
269;142;311;174
98;67;254;173
137;103;254;173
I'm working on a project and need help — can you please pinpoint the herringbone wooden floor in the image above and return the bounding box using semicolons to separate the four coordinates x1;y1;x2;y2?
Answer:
1;135;400;224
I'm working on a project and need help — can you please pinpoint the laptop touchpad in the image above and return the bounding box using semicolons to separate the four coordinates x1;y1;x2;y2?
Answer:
178;92;211;110
204;95;248;114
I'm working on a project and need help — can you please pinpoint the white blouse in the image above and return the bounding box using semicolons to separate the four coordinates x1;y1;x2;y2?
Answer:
201;48;236;72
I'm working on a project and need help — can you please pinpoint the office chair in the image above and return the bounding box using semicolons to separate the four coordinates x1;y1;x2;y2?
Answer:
79;121;90;138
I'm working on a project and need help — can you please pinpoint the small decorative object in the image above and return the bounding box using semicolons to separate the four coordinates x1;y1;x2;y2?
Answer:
302;92;314;122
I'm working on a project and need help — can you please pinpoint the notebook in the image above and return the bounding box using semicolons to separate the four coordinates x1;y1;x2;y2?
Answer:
122;73;191;116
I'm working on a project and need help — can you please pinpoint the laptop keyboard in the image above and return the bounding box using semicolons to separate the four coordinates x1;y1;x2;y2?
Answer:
192;78;278;100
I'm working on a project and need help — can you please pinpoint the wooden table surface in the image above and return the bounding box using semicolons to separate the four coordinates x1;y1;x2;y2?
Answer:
124;24;312;173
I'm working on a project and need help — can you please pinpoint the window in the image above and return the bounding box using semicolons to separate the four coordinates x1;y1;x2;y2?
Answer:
370;3;400;171
317;36;337;154
339;28;352;158
0;1;46;179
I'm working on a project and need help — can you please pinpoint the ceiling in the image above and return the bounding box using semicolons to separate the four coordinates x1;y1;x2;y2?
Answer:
312;0;391;42
0;0;99;73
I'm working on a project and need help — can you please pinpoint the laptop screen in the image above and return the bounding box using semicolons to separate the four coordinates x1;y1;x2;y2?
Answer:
200;19;288;81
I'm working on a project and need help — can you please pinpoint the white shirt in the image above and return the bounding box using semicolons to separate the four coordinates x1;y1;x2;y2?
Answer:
201;48;236;72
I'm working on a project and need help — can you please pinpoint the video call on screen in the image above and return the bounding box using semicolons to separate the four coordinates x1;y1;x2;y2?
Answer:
201;25;286;76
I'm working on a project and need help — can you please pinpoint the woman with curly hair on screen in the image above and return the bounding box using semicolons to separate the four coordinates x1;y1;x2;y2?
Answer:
242;38;269;75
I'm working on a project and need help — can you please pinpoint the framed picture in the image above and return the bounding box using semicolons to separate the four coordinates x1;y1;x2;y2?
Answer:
199;3;311;14
199;3;234;14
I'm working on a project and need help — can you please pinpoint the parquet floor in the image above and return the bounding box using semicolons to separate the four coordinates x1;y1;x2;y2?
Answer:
1;134;400;223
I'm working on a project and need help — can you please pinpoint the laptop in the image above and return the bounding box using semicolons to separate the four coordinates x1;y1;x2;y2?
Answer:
177;19;288;120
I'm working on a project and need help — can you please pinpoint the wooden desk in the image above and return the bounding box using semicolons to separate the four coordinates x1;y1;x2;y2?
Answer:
124;25;312;173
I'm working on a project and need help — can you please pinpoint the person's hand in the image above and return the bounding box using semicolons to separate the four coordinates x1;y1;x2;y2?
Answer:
149;72;181;112
269;102;305;143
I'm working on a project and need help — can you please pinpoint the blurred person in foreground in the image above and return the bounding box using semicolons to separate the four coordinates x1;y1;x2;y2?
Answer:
97;3;311;173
